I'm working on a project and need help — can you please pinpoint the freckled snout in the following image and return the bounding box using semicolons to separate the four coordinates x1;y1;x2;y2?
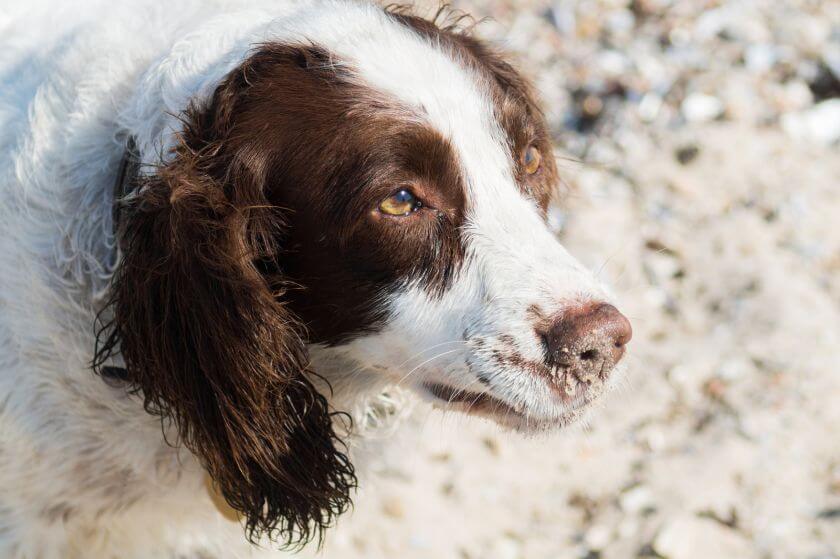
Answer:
542;303;632;382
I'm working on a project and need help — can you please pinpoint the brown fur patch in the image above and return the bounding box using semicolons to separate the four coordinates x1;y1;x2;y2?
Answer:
212;44;468;343
95;44;360;547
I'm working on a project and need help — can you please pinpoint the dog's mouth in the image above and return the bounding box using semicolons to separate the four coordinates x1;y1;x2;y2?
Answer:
424;382;522;418
420;350;616;430
422;382;527;428
421;381;587;430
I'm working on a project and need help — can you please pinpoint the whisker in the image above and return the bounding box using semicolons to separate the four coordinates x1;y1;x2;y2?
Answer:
396;348;464;385
450;379;483;409
434;378;484;427
396;340;468;370
594;240;632;281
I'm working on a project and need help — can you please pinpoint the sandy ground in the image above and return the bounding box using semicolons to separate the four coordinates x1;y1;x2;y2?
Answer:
315;1;840;557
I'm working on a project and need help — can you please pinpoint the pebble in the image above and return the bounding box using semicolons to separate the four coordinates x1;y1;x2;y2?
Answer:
619;485;655;514
675;144;700;165
488;535;521;559
605;9;635;37
744;44;777;73
638;93;664;122
545;4;575;36
381;497;405;519
681;93;725;123
653;516;758;559
718;357;753;381
597;50;630;77
781;99;840;145
584;524;612;550
638;425;667;452
780;80;814;112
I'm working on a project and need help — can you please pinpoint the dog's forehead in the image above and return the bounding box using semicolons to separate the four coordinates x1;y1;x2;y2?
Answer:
275;5;515;203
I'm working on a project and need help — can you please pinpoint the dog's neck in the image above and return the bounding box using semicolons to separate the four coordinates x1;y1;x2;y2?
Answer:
308;346;415;440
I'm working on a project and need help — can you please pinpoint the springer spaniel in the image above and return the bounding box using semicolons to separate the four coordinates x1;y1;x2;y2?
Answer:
0;1;632;556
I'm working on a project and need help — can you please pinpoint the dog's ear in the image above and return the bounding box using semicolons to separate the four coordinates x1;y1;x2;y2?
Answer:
95;47;355;546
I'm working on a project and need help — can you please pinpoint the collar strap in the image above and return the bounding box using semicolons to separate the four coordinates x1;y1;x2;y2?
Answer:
113;136;141;234
99;137;142;384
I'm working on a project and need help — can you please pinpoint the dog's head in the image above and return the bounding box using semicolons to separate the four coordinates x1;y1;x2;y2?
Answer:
98;4;630;548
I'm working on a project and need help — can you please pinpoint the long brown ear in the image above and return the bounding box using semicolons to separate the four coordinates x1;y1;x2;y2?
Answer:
95;55;355;546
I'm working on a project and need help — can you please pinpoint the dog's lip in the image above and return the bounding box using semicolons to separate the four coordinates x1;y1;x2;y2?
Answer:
421;378;596;429
422;381;523;418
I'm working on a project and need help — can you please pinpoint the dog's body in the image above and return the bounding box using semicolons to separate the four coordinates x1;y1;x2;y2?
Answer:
0;1;631;557
1;3;297;556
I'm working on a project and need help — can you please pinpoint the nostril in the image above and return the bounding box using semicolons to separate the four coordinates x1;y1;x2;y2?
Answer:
579;349;599;362
542;302;632;373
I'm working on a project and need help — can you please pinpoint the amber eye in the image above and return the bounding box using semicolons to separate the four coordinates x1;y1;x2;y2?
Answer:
522;145;542;175
379;189;422;216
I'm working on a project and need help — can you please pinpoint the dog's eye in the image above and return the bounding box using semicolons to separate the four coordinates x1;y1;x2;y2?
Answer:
379;189;422;216
522;146;542;175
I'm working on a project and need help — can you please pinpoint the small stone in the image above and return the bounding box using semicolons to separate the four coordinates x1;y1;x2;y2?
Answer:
807;63;840;101
653;516;758;559
780;80;814;112
675;144;700;165
702;377;728;401
619;485;655;514
744;44;777;73
682;93;725;123
817;507;840;519
582;94;605;119
692;7;730;40
597;50;630;77
584;524;612;550
781;99;840;145
381;497;404;519
430;451;451;462
482;436;501;456
545;4;576;35
718;357;752;381
489;535;521;559
606;9;635;36
639;425;667;452
638;93;663;122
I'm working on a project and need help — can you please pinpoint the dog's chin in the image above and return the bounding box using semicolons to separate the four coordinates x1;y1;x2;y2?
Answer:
419;380;599;433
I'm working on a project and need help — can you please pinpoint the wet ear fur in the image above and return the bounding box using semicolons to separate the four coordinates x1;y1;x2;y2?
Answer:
95;45;356;547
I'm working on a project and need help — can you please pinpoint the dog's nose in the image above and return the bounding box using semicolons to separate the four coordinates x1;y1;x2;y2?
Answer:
543;302;632;381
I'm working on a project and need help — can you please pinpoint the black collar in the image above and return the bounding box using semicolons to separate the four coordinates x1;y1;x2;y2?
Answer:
112;136;141;234
103;137;141;384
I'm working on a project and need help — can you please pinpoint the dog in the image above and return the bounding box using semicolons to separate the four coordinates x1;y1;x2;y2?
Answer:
0;0;632;556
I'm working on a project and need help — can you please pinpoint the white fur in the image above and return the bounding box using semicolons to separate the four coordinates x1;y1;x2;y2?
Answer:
0;1;616;556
